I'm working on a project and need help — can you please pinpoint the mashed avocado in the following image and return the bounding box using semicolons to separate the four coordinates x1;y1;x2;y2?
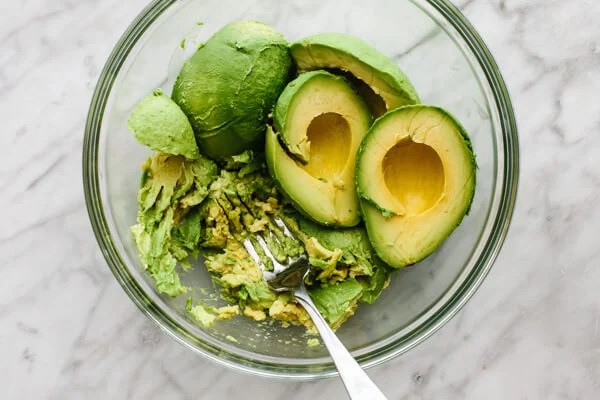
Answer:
185;298;240;327
132;149;391;330
131;153;218;296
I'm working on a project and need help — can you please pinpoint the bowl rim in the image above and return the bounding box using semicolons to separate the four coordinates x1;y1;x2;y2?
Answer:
83;0;519;379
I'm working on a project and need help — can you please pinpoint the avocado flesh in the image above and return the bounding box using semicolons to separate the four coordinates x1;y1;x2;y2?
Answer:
356;105;476;268
127;89;200;160
131;150;391;330
297;215;391;304
267;71;371;227
172;21;292;159
309;278;364;329
290;33;420;117
131;153;218;296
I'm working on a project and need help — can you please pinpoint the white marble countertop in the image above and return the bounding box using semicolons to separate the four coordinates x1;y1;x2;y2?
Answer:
2;0;600;398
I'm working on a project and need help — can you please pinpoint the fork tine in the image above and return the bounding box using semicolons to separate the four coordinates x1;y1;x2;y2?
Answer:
242;238;262;266
273;216;294;238
243;238;276;280
233;194;289;254
241;215;310;290
221;192;305;280
255;234;275;260
266;218;287;246
257;234;290;272
265;230;287;262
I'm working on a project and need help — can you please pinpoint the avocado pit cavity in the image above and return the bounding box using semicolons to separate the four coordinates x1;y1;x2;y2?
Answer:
302;112;351;181
382;138;445;216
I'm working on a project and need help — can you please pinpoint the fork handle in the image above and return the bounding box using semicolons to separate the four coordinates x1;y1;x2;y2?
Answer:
294;286;388;400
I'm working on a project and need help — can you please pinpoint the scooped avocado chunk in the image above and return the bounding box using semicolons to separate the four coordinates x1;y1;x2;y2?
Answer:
309;278;364;329
290;33;419;118
128;89;200;160
172;21;292;159
266;71;371;227
297;215;391;304
356;105;476;268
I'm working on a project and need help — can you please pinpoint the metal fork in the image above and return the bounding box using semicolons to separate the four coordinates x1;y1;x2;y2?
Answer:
243;216;388;400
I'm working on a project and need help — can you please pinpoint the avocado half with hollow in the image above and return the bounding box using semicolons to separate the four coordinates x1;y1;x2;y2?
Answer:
356;105;476;268
172;21;292;159
266;71;371;227
290;33;419;118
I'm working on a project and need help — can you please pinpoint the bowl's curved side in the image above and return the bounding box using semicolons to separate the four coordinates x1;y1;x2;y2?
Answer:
83;0;518;379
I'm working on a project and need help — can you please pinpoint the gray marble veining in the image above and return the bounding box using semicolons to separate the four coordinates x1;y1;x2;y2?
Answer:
2;0;600;398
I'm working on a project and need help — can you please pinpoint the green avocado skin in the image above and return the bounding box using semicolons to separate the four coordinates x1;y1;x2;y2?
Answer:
127;90;200;160
172;21;292;159
290;33;420;107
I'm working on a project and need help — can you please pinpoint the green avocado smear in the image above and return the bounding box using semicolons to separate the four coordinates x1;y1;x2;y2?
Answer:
132;150;391;330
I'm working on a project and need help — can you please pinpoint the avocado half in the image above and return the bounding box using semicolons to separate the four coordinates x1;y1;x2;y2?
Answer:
356;105;476;268
266;71;371;227
172;21;292;159
290;33;420;118
127;89;200;160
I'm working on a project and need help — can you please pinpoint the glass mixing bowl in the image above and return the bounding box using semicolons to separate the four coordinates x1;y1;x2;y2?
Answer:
83;0;518;379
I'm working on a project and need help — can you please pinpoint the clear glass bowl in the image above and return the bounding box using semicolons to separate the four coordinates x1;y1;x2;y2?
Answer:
83;0;518;379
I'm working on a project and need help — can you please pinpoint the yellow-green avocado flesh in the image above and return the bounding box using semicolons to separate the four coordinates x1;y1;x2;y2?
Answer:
266;71;371;227
356;105;476;268
290;33;420;118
